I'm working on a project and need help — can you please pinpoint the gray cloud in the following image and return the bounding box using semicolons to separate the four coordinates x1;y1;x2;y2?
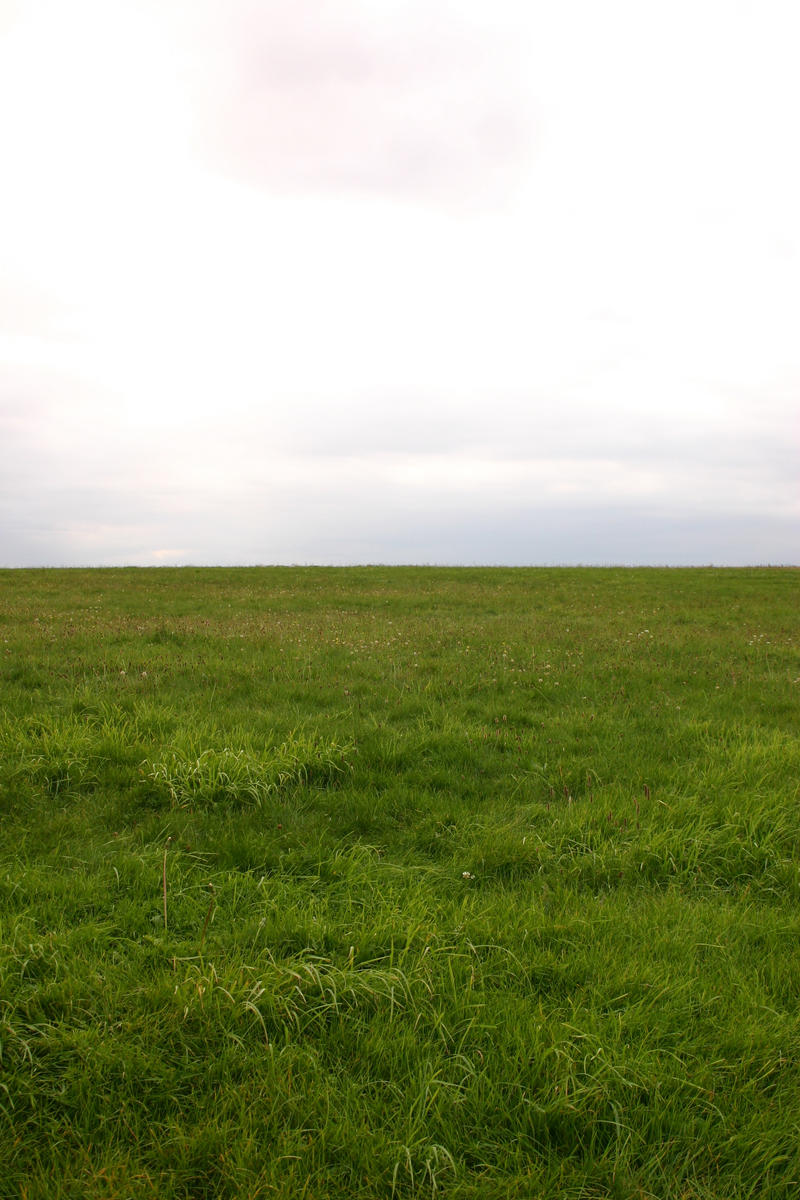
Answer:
3;372;796;568
207;384;798;496
329;508;800;569
5;488;794;570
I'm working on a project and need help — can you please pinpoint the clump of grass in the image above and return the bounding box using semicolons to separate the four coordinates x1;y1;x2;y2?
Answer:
144;734;354;809
0;703;168;802
0;713;102;799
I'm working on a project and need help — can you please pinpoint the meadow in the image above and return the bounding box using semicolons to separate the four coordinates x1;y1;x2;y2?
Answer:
0;565;798;1199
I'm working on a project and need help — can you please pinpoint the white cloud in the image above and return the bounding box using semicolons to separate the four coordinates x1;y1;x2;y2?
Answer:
160;0;533;205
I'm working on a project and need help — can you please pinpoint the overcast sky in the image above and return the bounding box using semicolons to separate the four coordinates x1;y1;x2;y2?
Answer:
1;0;798;566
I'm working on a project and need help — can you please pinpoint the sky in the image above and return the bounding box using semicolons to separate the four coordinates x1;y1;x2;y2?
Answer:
0;0;798;567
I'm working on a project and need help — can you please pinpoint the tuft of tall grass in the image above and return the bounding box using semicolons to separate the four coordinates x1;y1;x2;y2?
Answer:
144;734;354;809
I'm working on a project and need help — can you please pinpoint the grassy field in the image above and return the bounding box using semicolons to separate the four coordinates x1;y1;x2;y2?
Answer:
0;566;798;1199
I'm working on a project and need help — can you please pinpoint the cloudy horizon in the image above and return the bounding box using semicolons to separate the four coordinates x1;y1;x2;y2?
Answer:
1;0;798;568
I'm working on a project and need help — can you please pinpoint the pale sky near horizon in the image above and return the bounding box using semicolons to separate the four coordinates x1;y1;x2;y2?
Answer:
1;0;798;567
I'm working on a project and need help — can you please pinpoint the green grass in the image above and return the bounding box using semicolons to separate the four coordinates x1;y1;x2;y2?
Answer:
0;565;798;1198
